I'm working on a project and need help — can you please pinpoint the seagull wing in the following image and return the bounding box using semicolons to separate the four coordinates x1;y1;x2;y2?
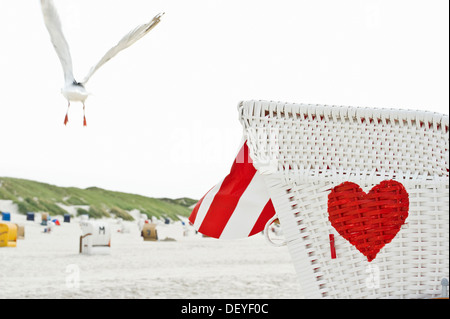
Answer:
40;0;75;85
80;12;164;85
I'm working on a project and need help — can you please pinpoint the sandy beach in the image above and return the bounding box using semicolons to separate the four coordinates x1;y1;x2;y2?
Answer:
0;210;303;299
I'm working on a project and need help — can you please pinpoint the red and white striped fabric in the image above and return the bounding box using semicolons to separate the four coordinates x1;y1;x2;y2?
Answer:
189;141;276;239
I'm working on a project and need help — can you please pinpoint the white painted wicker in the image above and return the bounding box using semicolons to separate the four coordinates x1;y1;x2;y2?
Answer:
238;100;449;299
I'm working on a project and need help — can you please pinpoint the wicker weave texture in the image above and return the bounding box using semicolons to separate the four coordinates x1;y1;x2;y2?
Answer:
239;100;449;299
239;100;448;178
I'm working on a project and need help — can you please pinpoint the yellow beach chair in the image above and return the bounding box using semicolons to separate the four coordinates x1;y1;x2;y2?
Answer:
0;222;18;247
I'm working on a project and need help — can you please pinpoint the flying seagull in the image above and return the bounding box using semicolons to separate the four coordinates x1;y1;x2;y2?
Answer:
40;0;164;126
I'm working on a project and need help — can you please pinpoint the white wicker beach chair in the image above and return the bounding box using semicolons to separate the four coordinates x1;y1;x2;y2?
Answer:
238;100;449;299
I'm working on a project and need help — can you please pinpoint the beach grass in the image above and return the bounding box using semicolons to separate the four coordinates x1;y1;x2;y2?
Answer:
0;177;195;221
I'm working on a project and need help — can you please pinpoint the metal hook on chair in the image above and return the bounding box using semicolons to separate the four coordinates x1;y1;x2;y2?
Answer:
264;215;286;247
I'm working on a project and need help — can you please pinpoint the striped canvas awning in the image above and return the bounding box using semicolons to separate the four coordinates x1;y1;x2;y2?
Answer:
189;141;276;239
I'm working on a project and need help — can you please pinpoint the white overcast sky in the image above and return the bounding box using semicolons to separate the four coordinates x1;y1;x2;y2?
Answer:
0;0;448;200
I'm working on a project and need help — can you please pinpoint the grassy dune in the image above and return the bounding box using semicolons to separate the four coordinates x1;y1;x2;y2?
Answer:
0;177;196;221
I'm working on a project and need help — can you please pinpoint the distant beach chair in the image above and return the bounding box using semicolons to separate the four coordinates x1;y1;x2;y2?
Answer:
79;220;111;255
64;214;71;223
1;212;11;221
16;224;25;240
26;212;35;221
141;223;158;241
0;222;17;247
237;100;448;298
117;218;130;233
41;213;49;226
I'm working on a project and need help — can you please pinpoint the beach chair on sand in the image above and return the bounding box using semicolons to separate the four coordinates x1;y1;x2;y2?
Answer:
191;100;449;298
237;100;449;299
0;222;17;247
141;223;158;241
79;220;111;255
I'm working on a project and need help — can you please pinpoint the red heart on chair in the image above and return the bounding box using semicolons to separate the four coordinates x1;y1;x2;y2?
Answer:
328;180;409;262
